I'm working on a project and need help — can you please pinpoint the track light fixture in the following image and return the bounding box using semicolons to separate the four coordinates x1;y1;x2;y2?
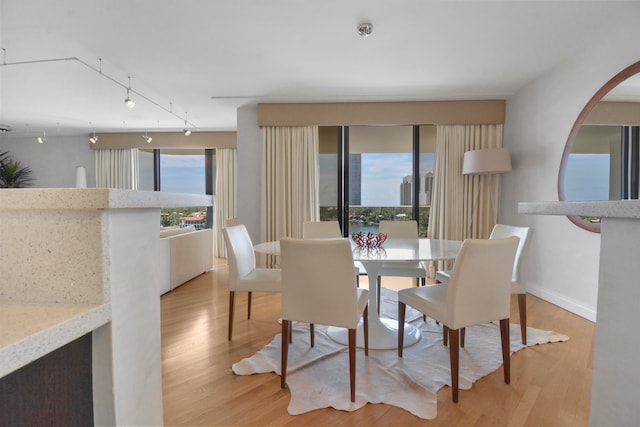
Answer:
89;130;98;144
143;132;152;143
125;90;135;108
124;76;135;108
37;131;46;144
1;53;197;133
183;112;191;136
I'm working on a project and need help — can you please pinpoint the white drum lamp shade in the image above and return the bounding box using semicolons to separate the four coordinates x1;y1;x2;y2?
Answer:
462;148;512;176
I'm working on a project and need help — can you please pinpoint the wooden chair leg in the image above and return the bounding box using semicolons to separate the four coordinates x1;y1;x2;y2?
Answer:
363;305;369;356
247;291;252;320
500;318;511;384
443;325;448;346
356;275;360;288
348;328;357;402
310;323;315;348
398;302;406;357
288;321;292;344
281;320;289;389
228;291;236;341
518;293;527;345
449;328;459;402
460;327;466;348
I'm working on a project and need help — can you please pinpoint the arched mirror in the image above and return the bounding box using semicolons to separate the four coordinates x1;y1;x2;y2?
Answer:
558;61;640;233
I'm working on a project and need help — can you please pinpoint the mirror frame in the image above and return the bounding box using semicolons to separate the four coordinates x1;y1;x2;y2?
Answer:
558;60;640;233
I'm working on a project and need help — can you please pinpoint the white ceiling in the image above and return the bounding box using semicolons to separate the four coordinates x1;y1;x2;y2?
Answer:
1;0;639;137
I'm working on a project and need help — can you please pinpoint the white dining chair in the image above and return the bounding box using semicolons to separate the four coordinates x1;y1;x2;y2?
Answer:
302;221;365;285
222;224;282;341
280;237;369;402
398;237;519;402
302;220;342;239
435;224;532;344
377;220;428;312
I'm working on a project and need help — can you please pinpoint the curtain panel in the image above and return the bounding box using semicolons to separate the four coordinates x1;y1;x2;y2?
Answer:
95;148;139;189
214;148;236;258
428;124;503;268
260;126;319;246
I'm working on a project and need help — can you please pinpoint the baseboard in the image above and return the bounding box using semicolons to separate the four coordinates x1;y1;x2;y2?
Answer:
527;285;597;322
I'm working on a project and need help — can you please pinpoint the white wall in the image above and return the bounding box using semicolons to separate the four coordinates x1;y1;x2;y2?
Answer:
502;24;640;322
0;134;95;188
236;105;262;243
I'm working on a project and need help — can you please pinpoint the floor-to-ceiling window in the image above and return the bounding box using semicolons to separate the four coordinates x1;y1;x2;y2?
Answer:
319;125;435;236
139;148;215;229
349;125;414;234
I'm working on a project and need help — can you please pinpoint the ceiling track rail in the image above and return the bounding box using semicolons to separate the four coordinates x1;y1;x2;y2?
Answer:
0;49;196;129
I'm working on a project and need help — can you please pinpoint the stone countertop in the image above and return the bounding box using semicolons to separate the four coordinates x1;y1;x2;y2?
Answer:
0;188;213;210
0;303;111;378
518;200;640;219
0;187;207;379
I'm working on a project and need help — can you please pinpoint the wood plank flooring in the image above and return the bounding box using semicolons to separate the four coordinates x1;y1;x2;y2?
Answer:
161;259;594;426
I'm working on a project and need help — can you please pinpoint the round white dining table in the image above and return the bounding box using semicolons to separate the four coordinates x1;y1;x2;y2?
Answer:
253;237;463;350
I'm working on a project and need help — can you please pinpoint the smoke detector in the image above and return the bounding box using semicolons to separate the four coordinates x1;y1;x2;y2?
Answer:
357;23;373;37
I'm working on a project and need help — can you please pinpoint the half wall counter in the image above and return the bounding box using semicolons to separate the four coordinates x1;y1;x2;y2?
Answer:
519;200;640;427
0;188;213;426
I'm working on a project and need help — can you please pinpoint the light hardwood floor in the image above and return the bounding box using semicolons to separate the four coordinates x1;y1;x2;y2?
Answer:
161;259;594;426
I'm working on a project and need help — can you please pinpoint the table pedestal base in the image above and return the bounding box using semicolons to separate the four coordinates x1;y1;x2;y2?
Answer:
327;317;421;350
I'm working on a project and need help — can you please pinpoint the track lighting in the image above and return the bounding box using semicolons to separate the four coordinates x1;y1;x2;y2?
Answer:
143;132;152;143
37;131;46;143
124;89;135;108
89;130;98;144
183;112;191;136
1;53;201;133
124;76;135;108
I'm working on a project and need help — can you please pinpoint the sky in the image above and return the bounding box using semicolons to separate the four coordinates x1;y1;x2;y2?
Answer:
138;151;206;194
320;153;435;206
160;154;205;194
564;153;610;201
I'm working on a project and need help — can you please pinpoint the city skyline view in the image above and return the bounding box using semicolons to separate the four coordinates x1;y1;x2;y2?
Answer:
320;152;436;207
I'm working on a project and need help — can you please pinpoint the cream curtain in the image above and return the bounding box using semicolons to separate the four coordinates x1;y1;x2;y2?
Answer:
214;148;236;258
427;124;503;268
95;148;139;189
260;126;319;245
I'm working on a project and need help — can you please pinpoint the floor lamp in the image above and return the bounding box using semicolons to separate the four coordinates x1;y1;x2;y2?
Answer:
462;147;512;236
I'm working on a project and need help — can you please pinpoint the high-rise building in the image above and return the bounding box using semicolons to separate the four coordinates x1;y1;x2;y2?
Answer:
400;175;412;205
402;172;434;206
